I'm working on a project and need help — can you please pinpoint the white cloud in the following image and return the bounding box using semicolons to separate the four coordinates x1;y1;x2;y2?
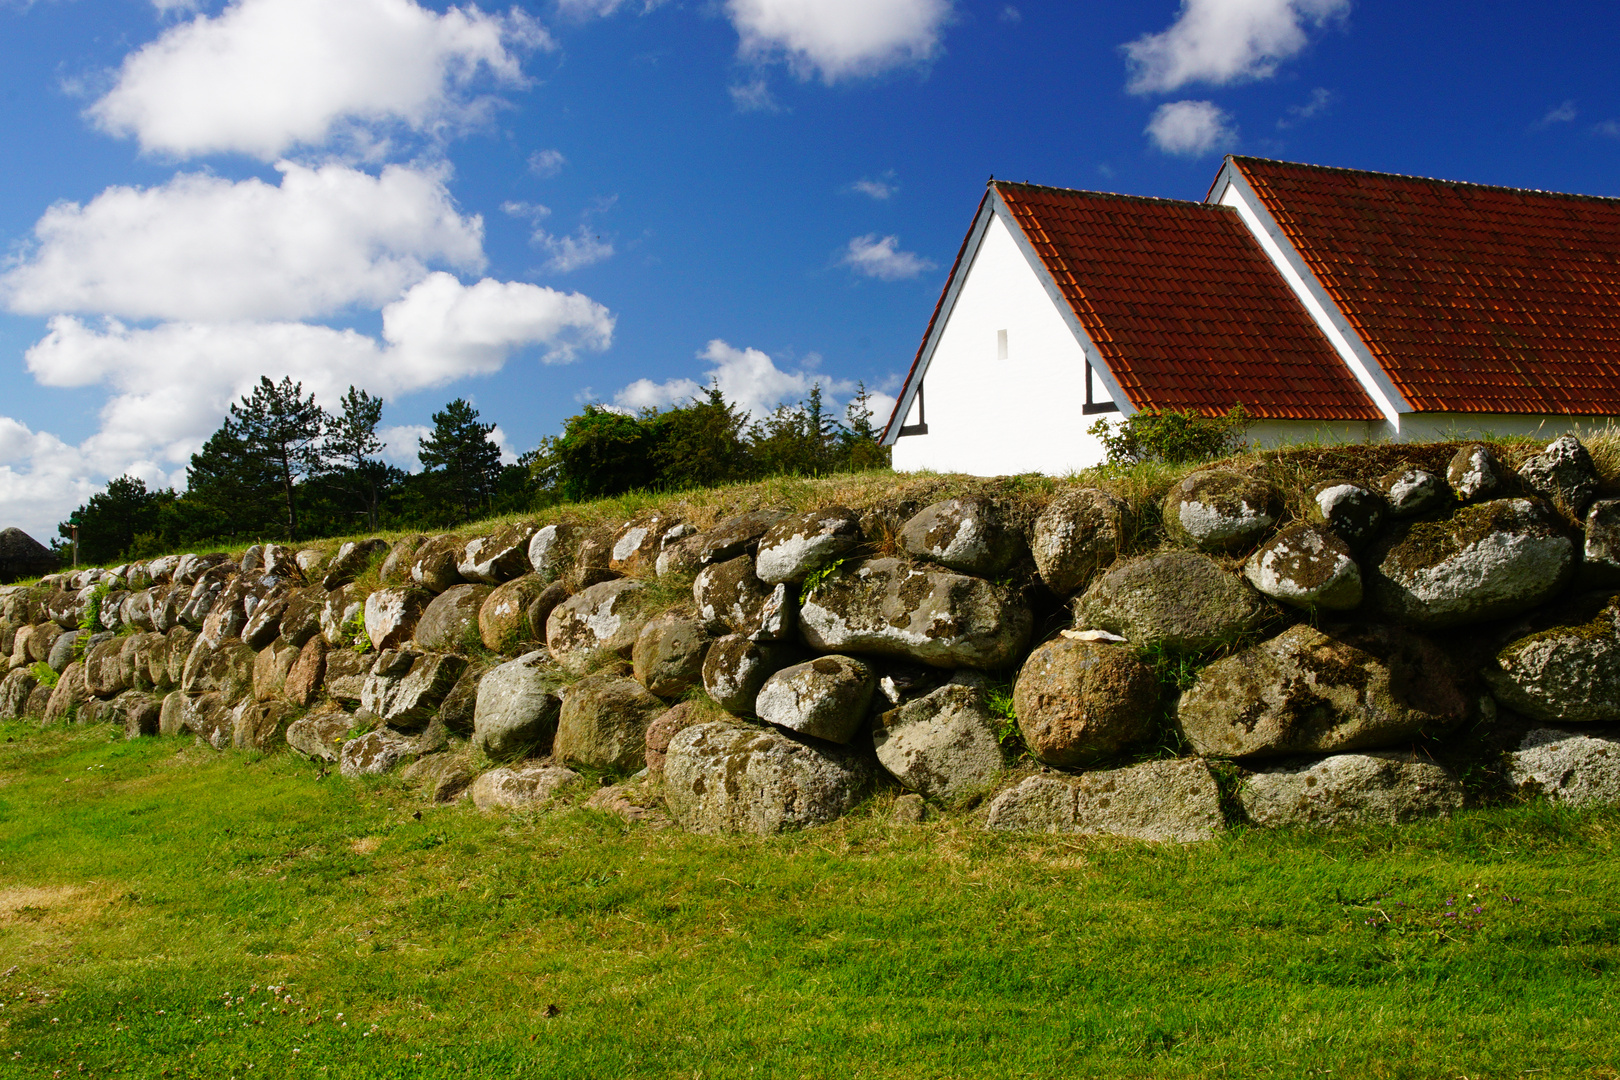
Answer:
613;338;889;424
379;424;432;472
151;0;205;12
848;172;897;199
527;148;567;177
727;0;953;82
1278;85;1333;128
1597;120;1620;139
1;161;485;322
555;0;665;17
840;233;935;280
728;79;782;113
533;226;614;273
1124;0;1348;95
89;0;547;160
1145;99;1236;156
1535;100;1577;128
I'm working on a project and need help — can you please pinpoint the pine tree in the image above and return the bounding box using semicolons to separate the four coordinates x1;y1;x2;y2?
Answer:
325;386;390;530
184;419;283;541
838;381;891;470
229;376;327;540
418;398;504;521
653;381;750;489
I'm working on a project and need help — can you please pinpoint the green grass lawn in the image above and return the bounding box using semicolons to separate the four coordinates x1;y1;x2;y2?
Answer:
0;721;1616;1079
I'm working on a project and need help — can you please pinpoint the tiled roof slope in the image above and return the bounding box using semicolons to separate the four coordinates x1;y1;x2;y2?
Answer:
1233;156;1620;415
995;182;1381;421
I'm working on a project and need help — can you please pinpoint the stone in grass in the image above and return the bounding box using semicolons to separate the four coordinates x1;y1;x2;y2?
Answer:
1012;638;1159;768
1073;549;1268;654
754;655;876;744
644;701;705;772
1483;595;1620;724
378;535;427;585
632;613;711;699
470;762;581;812
663;720;877;835
1310;481;1386;549
701;635;794;715
1517;435;1599;517
339;724;422;778
873;684;1006;804
401;751;477;804
473;650;564;759
230;698;298;751
1243;524;1362;611
984;759;1224;843
1507;726;1620;808
554;673;666;772
1162;470;1282;554
1030;488;1129;597
754;508;863;586
111;690;161;739
1239;752;1464;829
899;497;1026;577
1377;467;1450;518
891;793;928;824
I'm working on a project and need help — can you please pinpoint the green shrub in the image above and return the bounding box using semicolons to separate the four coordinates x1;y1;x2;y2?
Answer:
1089;403;1251;466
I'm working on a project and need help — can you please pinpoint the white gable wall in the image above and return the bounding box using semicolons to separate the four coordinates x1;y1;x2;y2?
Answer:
891;213;1114;475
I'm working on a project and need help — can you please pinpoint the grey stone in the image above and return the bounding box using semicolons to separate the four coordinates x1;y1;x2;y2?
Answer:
470;762;581;812
378;535;427;585
0;669;37;719
180;638;256;703
339;725;420;778
701;634;792;714
1031;488;1128;597
459;523;539;585
690;510;786;568
800;557;1032;670
755;508;863;586
294;548;329;578
1447;443;1502;503
240;591;288;651
664;720;877;834
1367;498;1575;628
1240;752;1464;828
319;585;362;648
472;650;563;759
983;776;1080;833
46;629;87;674
1013;638;1159;767
899;497;1025;576
1179;623;1468;759
1311;481;1386;548
286;702;359;762
1074;549;1268;653
412;584;491;654
1484;597;1620;723
645;700;704;772
401;750;478;803
363;586;432;653
755;655;875;744
322;538;389;590
478;575;549;653
1378;467;1450;518
1581;499;1620;587
693;555;771;635
1163;470;1281;553
322;649;377;705
158;690;186;737
179;691;232;749
360;651;466;730
555;673;666;771
985;760;1223;843
609;513;681;576
546;578;647;673
631;613;710;698
1243;524;1362;611
527;523;581;582
1508;727;1620;807
278;587;325;648
1518;435;1598;516
892;793;927;824
410;535;467;594
873;683;1005;803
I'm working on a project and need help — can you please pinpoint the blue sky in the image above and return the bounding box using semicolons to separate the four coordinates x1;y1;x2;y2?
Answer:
1;0;1618;539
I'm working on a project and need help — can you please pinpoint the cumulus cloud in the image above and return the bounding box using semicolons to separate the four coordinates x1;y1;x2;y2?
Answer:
727;0;953;82
1124;0;1348;95
379;424;432;472
1145;99;1236;156
534;227;614;273
555;0;666;16
840;233;934;280
89;0;547;160
1;161;485;322
614;338;895;425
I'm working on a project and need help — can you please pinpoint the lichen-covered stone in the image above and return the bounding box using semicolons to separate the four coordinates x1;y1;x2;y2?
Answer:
319;585;362;648
286;702;358;762
278;586;325;648
470;762;580;812
379;535;427;585
284;635;326;707
800;557;1032;670
180;638;256;703
610;513;681;576
664;720;877;835
755;655;875;744
1180;624;1468;758
364;587;432;653
689;510;786;568
631;613;710;698
1518;435;1598;516
473;650;563;759
294;548;329;578
158;690;186;737
1582;500;1620;588
693;555;771;635
478;575;549;653
240;590;288;650
545;578;647;673
701;634;792;714
1243;524;1362;611
1447;443;1502;503
0;668;36;719
1074;549;1268;653
554;673;666;771
230;697;297;750
1310;481;1386;548
527;523;581;582
322;538;389;590
899;497;1025;576
83;636;134;698
1484;596;1620;723
412;584;491;654
252;639;299;702
873;684;1005;803
984;759;1224;842
1012;638;1158;767
1163;470;1281;553
163;627;196;688
360;651;466;730
459;523;539;585
569;531;616;591
402;750;477;804
179;691;233;748
755;508;863;585
1030;488;1128;597
1507;727;1620;807
982;775;1077;832
410;535;467;594
339;725;420;778
1367;498;1575;628
1378;466;1450;518
1240;752;1464;828
645;701;704;772
525;581;570;645
322;649;376;705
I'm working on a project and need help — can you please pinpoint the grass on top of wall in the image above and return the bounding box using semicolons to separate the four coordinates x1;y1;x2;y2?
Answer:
0;721;1617;1079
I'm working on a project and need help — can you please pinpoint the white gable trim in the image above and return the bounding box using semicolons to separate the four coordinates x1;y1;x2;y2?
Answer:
881;188;1136;448
1207;160;1409;424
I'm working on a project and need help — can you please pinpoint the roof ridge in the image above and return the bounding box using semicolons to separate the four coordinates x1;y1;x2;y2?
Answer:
990;179;1221;210
1230;155;1620;205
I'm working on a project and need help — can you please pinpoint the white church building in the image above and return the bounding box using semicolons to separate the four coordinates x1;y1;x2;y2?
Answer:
881;156;1620;474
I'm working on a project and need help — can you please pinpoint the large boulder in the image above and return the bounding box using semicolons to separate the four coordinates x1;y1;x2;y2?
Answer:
46;629;87;674
1163;470;1281;553
1447;443;1502;503
470;762;581;812
112;690;161;739
799;557;1031;670
1012;638;1159;767
478;575;550;654
83;636;134;698
525;581;570;644
286;702;359;762
179;691;233;748
410;535;467;594
339;725;421;778
664;720;877;834
322;538;389;590
1483;596;1620;723
359;651;466;730
1518;435;1598;516
412;584;492;654
180;638;256;703
631;613;710;698
554;673;666;771
1178;623;1468;759
459;523;539;585
240;591;288;651
755;655;876;744
1310;481;1386;549
1378;466;1450;519
873;684;1005;804
689;510;786;568
693;556;772;635
1507;727;1620;808
364;587;432;653
1243;524;1362;611
701;634;793;714
545;579;647;673
609;513;681;577
755;508;863;586
1239;752;1464;828
230;698;297;750
1366;498;1576;628
283;636;327;707
899;497;1024;576
1073;550;1268;653
1030;488;1128;597
472;651;563;758
985;759;1224;843
527;523;581;583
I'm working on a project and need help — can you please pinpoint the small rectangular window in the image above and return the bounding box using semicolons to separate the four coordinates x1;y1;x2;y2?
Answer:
997;329;1008;361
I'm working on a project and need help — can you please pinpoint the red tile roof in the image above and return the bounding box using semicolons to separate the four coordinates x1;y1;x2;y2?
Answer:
1232;156;1620;415
994;182;1381;421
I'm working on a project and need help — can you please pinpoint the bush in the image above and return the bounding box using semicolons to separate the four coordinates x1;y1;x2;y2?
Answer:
1088;404;1251;466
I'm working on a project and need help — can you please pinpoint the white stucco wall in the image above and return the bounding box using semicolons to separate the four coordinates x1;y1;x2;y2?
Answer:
890;214;1113;475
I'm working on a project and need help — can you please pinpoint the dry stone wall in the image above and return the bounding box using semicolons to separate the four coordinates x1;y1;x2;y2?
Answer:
6;437;1620;839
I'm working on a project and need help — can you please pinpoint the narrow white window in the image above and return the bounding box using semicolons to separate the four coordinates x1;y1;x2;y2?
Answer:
997;329;1008;361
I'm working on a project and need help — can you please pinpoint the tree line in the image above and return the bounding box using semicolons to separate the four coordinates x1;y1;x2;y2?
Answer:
57;376;890;565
